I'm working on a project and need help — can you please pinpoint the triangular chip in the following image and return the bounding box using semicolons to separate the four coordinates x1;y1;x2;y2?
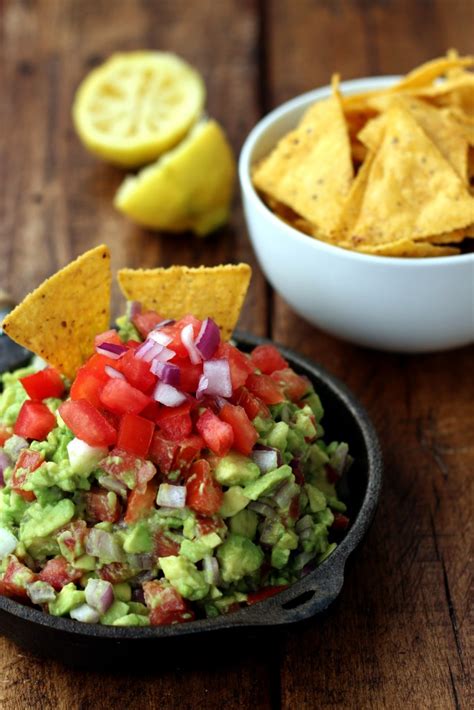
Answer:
253;76;353;234
118;264;251;340
2;245;111;379
339;101;474;247
353;238;460;257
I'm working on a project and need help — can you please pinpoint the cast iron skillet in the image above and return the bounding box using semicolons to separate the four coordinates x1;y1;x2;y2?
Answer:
0;332;382;667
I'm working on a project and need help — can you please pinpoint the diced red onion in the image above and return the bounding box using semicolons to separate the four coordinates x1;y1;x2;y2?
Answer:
156;484;186;508
148;330;173;346
295;514;313;533
198;359;232;398
330;443;350;476
132;588;146;604
248;501;277;518
137;339;170;363
203;555;220;585
152;319;175;330
86;528;123;562
290;457;303;481
272;481;298;508
97;474;128;498
152;362;180;386
85;577;114;614
70;603;101;624
196;375;209;400
0;451;11;487
26;581;56;605
251;448;279;473
0;527;18;556
149;348;175;373
153;381;187;407
127;553;155;571
195;318;220;360
181;324;202;364
104;365;125;380
129;301;142;318
96;342;127;359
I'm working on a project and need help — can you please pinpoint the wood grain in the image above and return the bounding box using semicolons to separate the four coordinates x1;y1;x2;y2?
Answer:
0;1;473;708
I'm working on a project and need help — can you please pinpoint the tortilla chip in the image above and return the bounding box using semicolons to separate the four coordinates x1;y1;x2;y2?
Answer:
253;76;353;234
340;100;474;246
118;264;251;340
426;228;469;245
353;238;460;257
2;245;111;379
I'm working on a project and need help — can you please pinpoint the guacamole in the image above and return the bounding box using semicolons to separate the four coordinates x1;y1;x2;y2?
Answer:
0;308;352;627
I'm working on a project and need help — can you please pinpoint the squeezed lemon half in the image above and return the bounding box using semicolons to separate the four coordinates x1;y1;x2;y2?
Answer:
114;119;236;236
72;51;205;167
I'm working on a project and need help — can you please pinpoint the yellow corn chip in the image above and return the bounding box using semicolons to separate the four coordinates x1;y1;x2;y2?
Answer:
253;76;353;235
118;264;251;340
353;238;460;257
2;245;111;379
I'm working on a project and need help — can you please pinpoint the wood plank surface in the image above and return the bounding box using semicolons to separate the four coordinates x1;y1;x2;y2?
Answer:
0;1;473;708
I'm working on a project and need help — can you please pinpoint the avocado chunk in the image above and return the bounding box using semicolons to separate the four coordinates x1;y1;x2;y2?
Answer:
122;522;153;554
243;465;294;501
180;532;221;563
216;533;264;583
214;453;260;487
266;421;289;452
305;484;327;513
112;613;150;627
100;600;130;625
271;546;291;569
159;555;209;601
48;583;85;617
219;486;250;517
20;499;75;549
229;509;258;539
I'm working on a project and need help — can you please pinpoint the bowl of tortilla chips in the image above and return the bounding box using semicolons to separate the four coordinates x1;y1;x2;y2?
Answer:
239;53;474;352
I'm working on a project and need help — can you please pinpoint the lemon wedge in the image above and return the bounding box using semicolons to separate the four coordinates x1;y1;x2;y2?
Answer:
114;119;236;236
72;51;205;167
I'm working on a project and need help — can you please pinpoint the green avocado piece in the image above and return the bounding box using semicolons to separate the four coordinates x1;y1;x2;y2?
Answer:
243;465;294;501
115;314;141;342
214;452;260;487
113;582;132;602
219;486;250;517
0;489;28;530
271;546;290;569
294;405;317;440
72;554;96;571
216;533;264;583
48;583;85;617
0;366;34;426
180;532;221;563
20;499;75;549
159;555;209;601
112;613;151;627
100;600;130;625
302;391;324;422
30;426;73;464
229;509;258;539
266;421;289;452
122;522;153;554
305;484;327;513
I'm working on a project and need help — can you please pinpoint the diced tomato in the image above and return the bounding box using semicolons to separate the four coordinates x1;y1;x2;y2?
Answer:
124;479;158;524
20;367;64;400
0;424;13;446
95;329;122;347
326;465;340;484
140;400;161;422
247;585;288;605
232;386;270;420
148;431;178;474
332;513;350;531
291;458;304;486
172;434;204;473
39;556;82;591
59;399;117;447
270;368;310;402
11;449;43;501
101;448;156;493
161;315;202;359
250;344;288;374
84;487;121;523
70;367;105;409
195;516;226;537
155;402;192;441
196;409;233;457
215;342;256;390
1;556;37;598
117;413;155;457
14;400;56;441
99;379;151;416
57;520;87;560
143;581;194;625
186;459;223;516
173;358;202;393
246;373;285;405
132;310;164;338
153;531;180;558
82;353;116;381
289;494;300;520
219;403;258;456
117;349;157;393
0;580;26;599
99;563;133;584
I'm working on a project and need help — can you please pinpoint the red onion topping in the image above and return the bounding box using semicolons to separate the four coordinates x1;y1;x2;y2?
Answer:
85;578;114;614
181;324;202;364
149;348;176;375
196;375;209;400
153;381;187;407
70;603;101;624
156;483;186;508
195;318;220;360
248;501;277;518
0;451;11;487
104;365;125;380
251;448;279;473
136;339;167;363
148;330;173;346
26;581;56;605
153;362;180;386
272;480;298;508
96;342;128;359
86;528;123;562
152;319;176;330
201;359;232;398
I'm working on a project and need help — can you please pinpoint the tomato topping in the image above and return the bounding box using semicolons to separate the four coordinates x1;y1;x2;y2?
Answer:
20;367;64;400
101;448;156;493
95;329;122;347
215;342;256;389
1;556;37;598
132;310;164;338
117;413;155;457
196;409;234;457
148;431;178;474
250;344;289;374
153;531;180;558
219;403;258;456
117;349;157;393
332;513;350;530
14;400;56;441
232;386;270;420
99;379;151;416
85;487;121;523
99;563;133;584
140;400;161;422
195;516;226;537
70;367;105;409
11;449;44;501
143;581;194;625
155;402;192;441
124;479;158;524
59;399;117;447
57;520;87;559
270;368;310;402
246;373;285;405
82;353;116;381
186;459;223;516
161;315;202;359
39;556;82;591
247;585;288;605
173;358;202;393
172;434;204;473
0;424;13;447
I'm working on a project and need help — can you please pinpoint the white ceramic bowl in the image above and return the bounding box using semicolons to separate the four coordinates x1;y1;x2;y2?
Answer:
239;77;474;353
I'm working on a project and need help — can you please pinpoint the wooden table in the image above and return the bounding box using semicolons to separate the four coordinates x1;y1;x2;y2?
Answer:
1;1;472;707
